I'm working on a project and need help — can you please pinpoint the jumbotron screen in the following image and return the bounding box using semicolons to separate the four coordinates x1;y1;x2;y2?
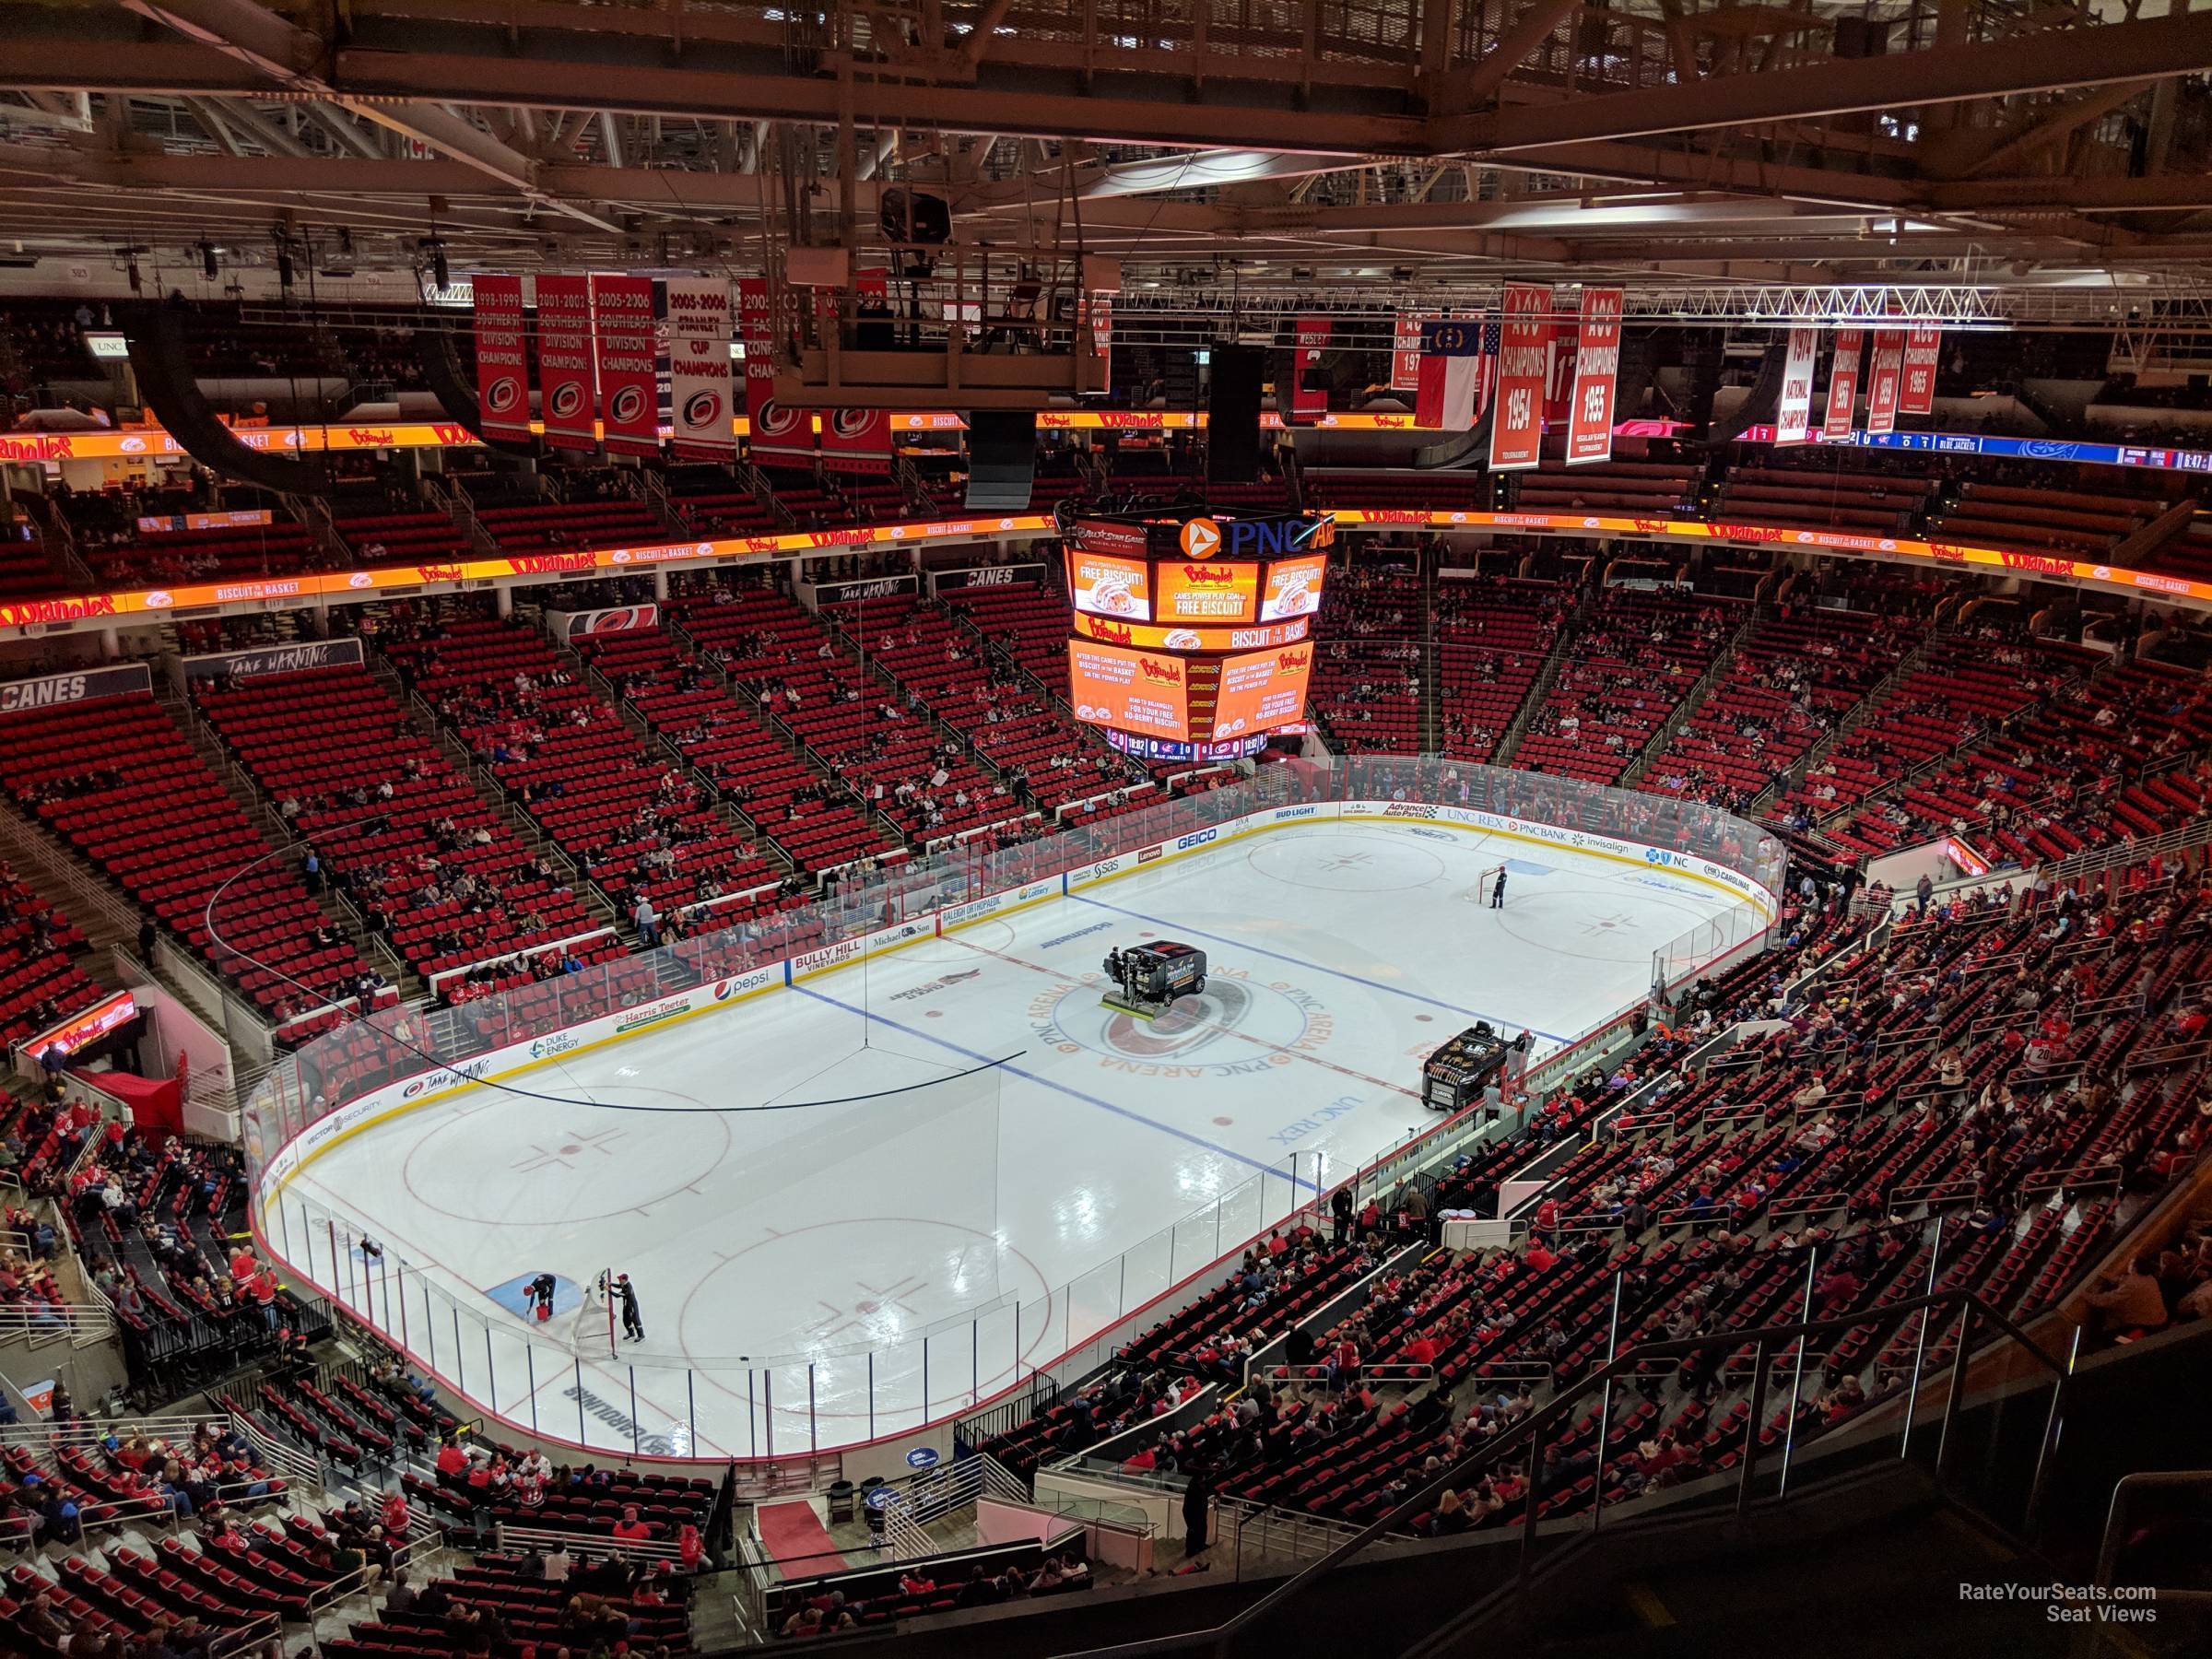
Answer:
1063;510;1329;753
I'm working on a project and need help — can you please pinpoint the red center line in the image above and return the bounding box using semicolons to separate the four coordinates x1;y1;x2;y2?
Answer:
939;934;1424;1100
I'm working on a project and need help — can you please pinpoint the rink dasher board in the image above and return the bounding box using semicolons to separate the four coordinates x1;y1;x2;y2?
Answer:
253;799;1777;1206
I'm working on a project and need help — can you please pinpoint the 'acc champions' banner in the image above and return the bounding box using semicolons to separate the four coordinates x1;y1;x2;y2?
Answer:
1488;283;1552;472
589;275;662;457
1822;330;1864;441
665;277;736;460
1775;327;1819;447
535;275;598;451
1564;287;1624;466
1901;326;1942;416
1865;330;1907;436
470;275;530;442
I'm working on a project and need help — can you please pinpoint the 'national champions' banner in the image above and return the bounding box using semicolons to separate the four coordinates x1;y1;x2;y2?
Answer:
1865;329;1907;435
1775;327;1820;447
665;277;736;460
1901;326;1942;416
534;275;598;451
1822;330;1864;440
470;274;530;442
1488;284;1553;472
589;275;662;457
1564;287;1624;466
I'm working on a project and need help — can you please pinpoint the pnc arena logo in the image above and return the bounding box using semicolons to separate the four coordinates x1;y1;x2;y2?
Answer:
1180;517;1222;558
483;375;524;416
547;381;587;421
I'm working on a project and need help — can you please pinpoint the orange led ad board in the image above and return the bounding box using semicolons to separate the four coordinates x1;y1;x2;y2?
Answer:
1066;640;1192;740
1072;612;1310;653
1259;555;1327;622
1155;561;1260;625
1067;550;1152;620
1211;644;1314;739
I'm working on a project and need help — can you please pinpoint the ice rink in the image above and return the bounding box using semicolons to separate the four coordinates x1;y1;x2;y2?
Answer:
273;818;1761;1455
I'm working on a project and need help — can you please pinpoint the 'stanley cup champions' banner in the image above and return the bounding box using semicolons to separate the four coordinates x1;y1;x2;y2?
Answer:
1488;284;1553;472
534;275;599;452
590;275;662;458
470;275;530;443
665;278;736;462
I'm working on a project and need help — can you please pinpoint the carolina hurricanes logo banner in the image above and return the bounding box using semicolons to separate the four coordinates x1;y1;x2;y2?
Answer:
1488;283;1553;472
1865;329;1907;435
1775;326;1820;447
471;274;529;442
589;275;661;457
1822;330;1864;440
818;274;890;472
1901;326;1942;416
665;277;735;460
535;275;598;452
1564;287;1624;466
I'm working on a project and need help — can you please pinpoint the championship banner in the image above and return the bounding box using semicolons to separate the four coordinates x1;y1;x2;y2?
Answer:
535;274;599;452
1291;314;1333;424
1488;283;1553;472
1865;329;1907;435
589;275;661;457
736;278;777;429
1775;327;1820;447
1564;287;1624;466
665;277;736;461
1392;312;1431;393
470;274;530;442
1901;325;1942;416
1822;330;1865;440
1088;292;1113;391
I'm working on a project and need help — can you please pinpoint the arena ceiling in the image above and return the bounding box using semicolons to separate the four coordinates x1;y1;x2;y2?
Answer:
2;0;2211;320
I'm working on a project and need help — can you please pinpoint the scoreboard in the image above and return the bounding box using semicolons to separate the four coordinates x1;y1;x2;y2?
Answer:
1063;510;1331;758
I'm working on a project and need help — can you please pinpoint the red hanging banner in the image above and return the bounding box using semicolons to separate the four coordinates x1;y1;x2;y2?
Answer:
589;274;662;457
534;274;598;452
1822;330;1865;440
1564;287;1624;466
1291;315;1333;424
1865;329;1907;435
1900;325;1942;416
470;274;530;442
736;277;778;429
1392;312;1433;393
1488;283;1553;472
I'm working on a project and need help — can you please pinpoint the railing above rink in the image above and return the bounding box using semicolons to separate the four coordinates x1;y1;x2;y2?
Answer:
242;757;1785;1463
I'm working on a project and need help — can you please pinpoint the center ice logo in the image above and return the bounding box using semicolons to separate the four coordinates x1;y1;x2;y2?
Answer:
1029;969;1334;1078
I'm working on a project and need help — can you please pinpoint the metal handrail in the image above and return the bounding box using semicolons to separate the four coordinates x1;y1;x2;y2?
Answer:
2093;1469;2212;1608
1058;1287;2072;1659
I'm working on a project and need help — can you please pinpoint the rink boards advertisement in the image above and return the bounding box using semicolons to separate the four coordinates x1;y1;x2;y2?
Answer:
256;803;1772;1204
